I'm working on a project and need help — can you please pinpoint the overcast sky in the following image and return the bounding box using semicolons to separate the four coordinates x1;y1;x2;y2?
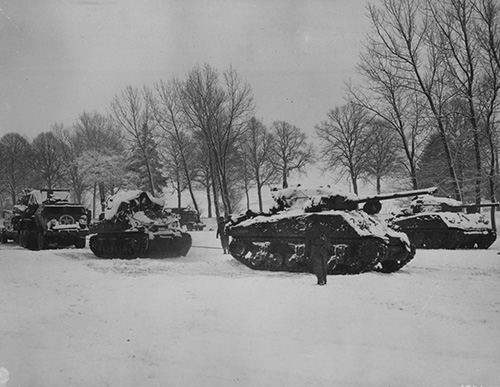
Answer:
0;0;370;140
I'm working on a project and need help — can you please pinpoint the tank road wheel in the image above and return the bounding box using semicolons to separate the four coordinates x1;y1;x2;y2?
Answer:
265;251;284;271
74;237;86;249
120;236;143;259
352;239;387;274
229;239;249;260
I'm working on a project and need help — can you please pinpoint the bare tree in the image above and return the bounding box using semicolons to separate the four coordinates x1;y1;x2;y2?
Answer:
0;133;33;203
351;31;431;189
364;120;402;193
31;127;68;190
270;121;314;189
367;0;462;199
111;86;159;195
426;0;484;204
315;103;370;194
72;111;124;213
241;117;278;212
180;64;254;215
474;0;500;227
152;79;200;213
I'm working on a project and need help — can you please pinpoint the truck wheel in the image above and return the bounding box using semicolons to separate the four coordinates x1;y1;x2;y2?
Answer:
0;232;7;244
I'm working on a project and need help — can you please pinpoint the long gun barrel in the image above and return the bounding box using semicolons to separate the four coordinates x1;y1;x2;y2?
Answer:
356;187;438;204
459;203;500;208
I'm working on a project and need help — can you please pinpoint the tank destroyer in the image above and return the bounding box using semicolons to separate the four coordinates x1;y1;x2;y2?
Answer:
389;195;498;249
227;186;437;275
89;191;192;259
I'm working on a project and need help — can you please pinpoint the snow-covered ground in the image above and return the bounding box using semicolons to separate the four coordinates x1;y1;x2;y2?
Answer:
0;231;500;387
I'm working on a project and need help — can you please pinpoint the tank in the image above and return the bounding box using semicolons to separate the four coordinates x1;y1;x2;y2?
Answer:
89;190;192;259
389;195;498;249
227;186;437;275
16;189;90;250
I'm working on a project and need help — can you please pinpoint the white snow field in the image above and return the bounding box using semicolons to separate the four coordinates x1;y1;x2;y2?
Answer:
1;231;499;387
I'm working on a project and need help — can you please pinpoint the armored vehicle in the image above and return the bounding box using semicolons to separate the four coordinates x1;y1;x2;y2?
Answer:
16;189;90;250
0;206;27;243
389;195;498;249
227;186;437;275
89;191;192;259
166;207;206;231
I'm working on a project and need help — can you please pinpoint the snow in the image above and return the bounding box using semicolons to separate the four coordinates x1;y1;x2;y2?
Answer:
103;191;164;220
1;231;500;386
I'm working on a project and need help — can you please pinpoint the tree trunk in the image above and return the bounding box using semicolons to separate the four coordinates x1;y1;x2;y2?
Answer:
351;176;358;195
205;179;212;218
376;176;381;194
282;170;288;189
144;154;155;196
179;147;200;214
176;172;182;209
98;182;106;212
209;156;220;220
92;183;96;219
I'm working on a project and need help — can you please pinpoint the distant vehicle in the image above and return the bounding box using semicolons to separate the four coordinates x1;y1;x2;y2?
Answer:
0;208;23;243
389;195;498;249
16;189;90;250
89;191;192;258
166;207;206;231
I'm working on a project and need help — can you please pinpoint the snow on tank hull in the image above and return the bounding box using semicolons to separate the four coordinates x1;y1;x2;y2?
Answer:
228;210;415;274
89;223;192;259
390;212;496;249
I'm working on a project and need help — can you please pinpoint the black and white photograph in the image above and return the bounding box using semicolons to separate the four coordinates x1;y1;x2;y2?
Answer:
1;0;500;386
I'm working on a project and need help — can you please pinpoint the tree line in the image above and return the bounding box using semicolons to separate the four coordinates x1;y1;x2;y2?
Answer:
323;0;500;205
0;64;315;217
2;0;500;216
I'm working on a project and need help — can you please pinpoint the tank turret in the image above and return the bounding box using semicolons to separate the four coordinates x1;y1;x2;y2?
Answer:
227;186;436;276
270;186;438;215
390;195;499;249
89;191;192;259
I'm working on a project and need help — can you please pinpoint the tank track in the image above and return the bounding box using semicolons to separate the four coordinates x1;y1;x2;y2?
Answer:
89;232;149;259
404;228;496;249
377;243;416;273
89;232;192;259
228;236;388;275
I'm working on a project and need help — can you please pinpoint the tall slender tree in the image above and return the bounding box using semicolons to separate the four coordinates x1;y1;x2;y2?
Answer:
270;121;314;189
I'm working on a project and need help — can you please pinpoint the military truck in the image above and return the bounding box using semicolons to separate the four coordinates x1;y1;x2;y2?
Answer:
166;207;206;231
16;189;90;250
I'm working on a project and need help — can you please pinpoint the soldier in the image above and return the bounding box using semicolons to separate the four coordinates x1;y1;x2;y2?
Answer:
306;220;329;285
216;215;230;254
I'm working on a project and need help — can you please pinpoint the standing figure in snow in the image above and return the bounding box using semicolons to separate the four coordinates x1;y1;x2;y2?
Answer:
216;216;230;254
306;224;328;285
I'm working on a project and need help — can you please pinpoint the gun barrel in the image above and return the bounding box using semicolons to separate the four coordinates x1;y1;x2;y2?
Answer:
357;187;438;203
460;202;500;208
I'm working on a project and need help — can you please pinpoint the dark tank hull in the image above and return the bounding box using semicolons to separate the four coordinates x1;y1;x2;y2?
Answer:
89;222;192;259
391;212;497;249
228;211;415;275
390;213;496;249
